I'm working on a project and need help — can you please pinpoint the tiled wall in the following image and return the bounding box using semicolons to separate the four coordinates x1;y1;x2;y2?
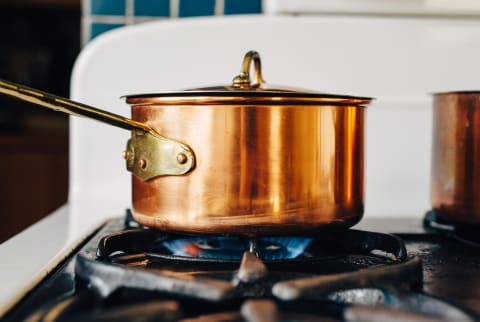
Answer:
83;0;263;44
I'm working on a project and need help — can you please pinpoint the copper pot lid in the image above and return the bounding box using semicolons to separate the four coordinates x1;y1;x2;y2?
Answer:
125;51;373;106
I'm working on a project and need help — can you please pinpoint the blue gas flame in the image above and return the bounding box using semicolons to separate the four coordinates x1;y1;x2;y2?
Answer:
162;236;312;260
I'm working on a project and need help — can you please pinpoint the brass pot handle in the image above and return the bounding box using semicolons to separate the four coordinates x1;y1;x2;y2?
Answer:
0;79;195;180
232;50;266;88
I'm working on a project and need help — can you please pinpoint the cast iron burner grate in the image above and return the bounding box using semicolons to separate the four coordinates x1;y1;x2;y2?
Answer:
424;210;480;248
24;211;478;322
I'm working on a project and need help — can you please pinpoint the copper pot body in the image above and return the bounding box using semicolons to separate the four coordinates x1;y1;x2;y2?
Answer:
431;92;480;224
128;100;366;236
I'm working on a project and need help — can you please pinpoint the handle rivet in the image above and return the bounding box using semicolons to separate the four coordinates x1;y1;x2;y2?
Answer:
138;159;147;169
122;150;131;160
176;153;188;164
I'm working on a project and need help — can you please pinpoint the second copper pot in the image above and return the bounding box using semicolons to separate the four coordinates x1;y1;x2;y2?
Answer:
431;92;480;225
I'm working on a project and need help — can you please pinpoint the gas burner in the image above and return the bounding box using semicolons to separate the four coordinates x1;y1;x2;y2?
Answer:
80;221;414;301
99;210;408;265
95;228;408;264
423;211;480;248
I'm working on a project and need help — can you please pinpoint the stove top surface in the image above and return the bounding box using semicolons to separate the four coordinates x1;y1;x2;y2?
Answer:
3;214;480;322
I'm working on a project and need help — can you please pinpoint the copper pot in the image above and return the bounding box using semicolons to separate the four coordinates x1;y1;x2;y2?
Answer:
431;92;480;225
0;51;372;236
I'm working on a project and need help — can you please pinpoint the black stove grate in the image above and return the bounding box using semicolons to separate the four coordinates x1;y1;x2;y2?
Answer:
77;218;415;302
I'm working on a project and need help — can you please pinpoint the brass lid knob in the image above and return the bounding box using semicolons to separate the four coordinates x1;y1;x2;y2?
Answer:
232;50;266;89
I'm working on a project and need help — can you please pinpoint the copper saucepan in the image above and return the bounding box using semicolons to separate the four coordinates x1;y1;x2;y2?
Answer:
431;92;480;225
0;51;372;236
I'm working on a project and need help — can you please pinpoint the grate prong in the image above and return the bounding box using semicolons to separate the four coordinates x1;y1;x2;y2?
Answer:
236;251;268;283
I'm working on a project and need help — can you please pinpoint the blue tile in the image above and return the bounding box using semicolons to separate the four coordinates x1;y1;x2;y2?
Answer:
224;0;262;15
91;0;126;15
90;23;125;40
179;0;215;17
134;0;170;16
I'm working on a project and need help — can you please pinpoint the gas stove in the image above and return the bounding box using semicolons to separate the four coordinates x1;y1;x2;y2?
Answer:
2;211;479;322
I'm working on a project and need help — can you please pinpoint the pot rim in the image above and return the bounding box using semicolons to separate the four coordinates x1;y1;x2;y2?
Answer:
433;90;480;96
125;91;373;106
